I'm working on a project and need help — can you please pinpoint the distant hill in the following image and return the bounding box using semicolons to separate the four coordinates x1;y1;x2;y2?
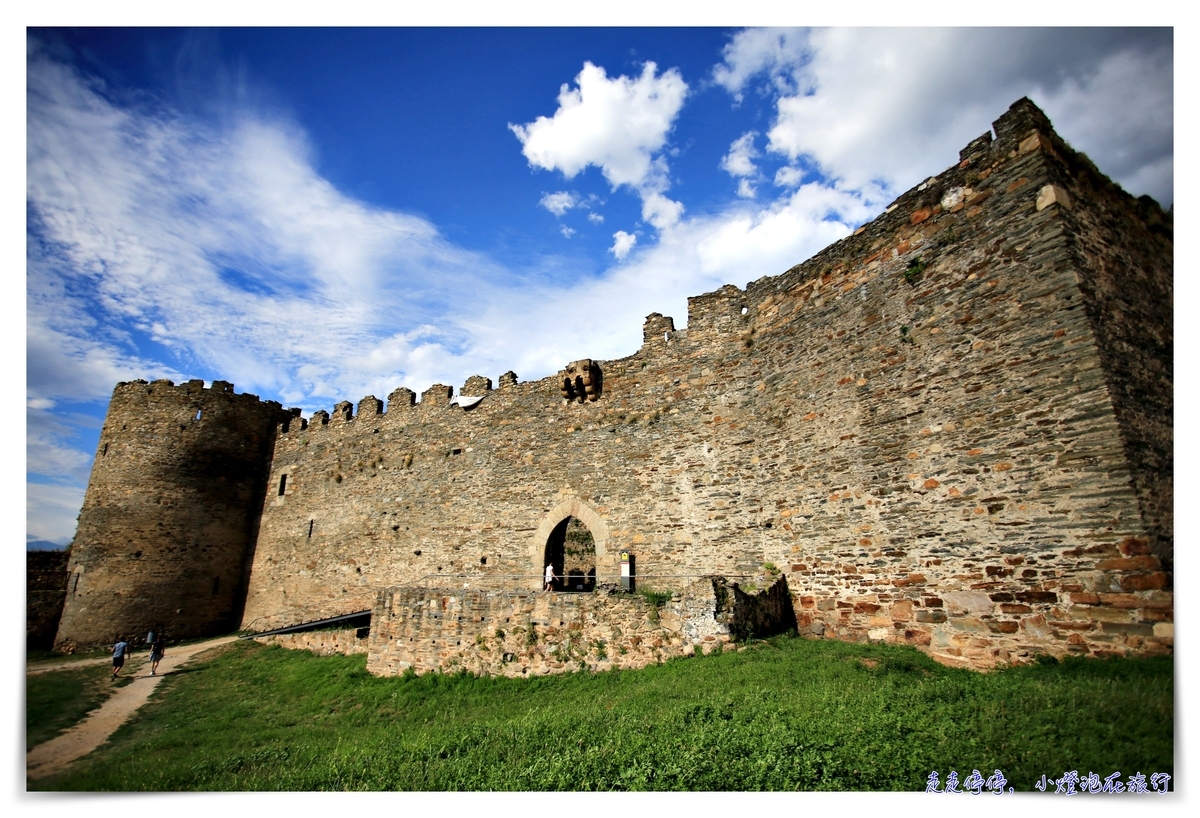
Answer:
26;540;67;551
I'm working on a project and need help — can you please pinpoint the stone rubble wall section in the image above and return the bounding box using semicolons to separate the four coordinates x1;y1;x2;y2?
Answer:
255;628;368;657
366;580;737;677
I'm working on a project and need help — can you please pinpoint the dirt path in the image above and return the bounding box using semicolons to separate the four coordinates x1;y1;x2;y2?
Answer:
26;635;241;781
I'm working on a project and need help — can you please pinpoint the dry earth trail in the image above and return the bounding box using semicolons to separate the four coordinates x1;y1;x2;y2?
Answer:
26;635;240;781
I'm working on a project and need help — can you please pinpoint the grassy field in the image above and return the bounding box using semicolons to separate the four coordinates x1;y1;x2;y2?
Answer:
31;634;1172;791
26;663;122;751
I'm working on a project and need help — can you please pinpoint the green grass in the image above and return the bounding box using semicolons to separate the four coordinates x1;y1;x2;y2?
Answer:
31;635;1172;791
26;664;117;750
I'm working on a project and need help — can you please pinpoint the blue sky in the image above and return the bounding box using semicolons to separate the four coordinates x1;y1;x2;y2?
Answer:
26;27;1174;547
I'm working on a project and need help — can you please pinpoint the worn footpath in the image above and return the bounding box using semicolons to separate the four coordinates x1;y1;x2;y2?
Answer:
26;635;239;781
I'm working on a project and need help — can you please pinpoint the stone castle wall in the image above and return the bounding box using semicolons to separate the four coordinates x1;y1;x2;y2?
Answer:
55;379;288;651
27;550;70;651
239;99;1172;669
59;100;1172;670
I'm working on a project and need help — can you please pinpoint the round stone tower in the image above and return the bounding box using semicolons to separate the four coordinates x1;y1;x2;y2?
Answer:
55;378;288;651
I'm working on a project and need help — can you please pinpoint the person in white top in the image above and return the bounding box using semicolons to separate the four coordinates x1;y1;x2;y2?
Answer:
544;563;556;591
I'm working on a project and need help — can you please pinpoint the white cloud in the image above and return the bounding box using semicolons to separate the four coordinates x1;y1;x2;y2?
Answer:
510;61;688;230
539;191;579;216
720;129;764;197
27;45;504;415
560;225;576;238
640;192;685;231
454;178;874;389
715;28;1173;207
27;482;86;545
712;28;808;102
774;166;804;187
587;212;604;224
27;408;94;483
721;131;760;178
609;231;637;260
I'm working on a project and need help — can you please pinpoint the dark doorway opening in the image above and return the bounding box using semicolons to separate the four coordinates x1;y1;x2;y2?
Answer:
544;516;596;592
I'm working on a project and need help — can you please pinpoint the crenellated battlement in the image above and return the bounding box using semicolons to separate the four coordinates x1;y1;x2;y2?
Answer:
642;312;676;346
112;377;282;413
276;371;530;441
686;284;750;338
462;375;493;396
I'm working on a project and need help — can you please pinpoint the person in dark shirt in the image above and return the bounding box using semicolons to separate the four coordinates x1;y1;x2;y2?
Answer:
111;637;130;679
149;636;165;676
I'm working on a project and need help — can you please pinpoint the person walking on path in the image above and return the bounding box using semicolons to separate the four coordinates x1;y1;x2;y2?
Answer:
148;635;165;676
544;562;557;592
110;637;130;679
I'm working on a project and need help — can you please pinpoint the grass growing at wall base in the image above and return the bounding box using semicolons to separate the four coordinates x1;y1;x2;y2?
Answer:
31;636;1172;791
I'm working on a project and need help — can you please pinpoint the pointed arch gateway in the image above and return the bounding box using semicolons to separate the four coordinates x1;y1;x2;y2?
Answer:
529;496;609;591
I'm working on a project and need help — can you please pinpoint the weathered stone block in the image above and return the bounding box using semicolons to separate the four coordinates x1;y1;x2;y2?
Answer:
1096;556;1160;571
1020;614;1052;639
1035;184;1072;211
1152;623;1174;639
1119;572;1167;591
943;591;994;615
1015;591;1058;604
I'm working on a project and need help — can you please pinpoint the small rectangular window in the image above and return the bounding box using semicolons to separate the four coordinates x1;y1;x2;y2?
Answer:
278;474;287;496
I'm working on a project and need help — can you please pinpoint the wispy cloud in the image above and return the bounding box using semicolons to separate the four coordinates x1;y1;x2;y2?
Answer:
27;482;87;546
711;28;809;104
28;42;507;410
714;27;1173;206
721;131;760;199
539;191;579;216
457;179;874;382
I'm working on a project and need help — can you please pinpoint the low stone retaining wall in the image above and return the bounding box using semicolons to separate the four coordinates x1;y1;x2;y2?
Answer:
255;627;368;656
366;576;795;677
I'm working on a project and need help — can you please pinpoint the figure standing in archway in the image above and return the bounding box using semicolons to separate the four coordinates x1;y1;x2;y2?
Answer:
542;516;596;592
544;562;557;591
